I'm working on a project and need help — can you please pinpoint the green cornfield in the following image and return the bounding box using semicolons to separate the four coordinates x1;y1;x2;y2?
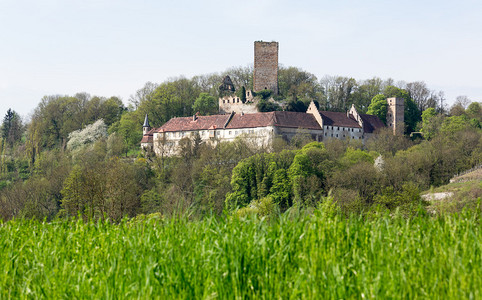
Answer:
1;211;481;299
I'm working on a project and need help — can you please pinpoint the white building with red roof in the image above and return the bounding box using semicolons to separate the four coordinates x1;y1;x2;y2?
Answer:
141;101;386;156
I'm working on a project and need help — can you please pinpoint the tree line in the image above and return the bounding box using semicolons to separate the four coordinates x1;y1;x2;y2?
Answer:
0;65;480;221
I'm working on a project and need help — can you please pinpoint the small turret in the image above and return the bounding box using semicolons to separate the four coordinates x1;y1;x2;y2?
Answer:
143;114;151;135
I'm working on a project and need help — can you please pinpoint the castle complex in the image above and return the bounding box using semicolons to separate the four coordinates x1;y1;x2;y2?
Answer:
141;41;404;156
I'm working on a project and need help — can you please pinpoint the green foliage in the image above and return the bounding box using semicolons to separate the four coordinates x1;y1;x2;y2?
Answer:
373;182;427;216
136;79;202;128
255;89;272;100
109;112;142;156
28;94;125;150
285;100;308;112
466;102;482;121
368;86;421;133
61;148;150;221
367;94;388;124
226;143;329;210
256;99;280;112
278;66;322;102
235;86;247;103
1;109;23;147
1;213;482;298
235;196;277;218
421;107;438;139
404;97;420;133
339;147;376;168
192;92;218;116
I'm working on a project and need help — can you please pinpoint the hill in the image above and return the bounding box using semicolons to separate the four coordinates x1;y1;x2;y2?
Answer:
422;167;482;214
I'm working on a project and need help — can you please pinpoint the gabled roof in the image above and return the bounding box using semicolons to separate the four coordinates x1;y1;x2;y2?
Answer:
157;115;231;132
272;111;322;130
225;111;322;130
141;128;155;143
319;111;361;128
155;111;323;133
359;114;385;133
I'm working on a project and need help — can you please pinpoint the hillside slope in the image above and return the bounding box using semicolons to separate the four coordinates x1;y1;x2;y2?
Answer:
422;168;482;214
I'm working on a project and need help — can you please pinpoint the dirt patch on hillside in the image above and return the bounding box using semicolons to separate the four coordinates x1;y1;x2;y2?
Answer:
422;192;454;201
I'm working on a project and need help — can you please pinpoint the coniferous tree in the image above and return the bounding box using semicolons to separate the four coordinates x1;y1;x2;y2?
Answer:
1;109;23;147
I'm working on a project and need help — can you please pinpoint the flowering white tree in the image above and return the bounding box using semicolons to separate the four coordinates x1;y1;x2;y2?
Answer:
67;119;107;151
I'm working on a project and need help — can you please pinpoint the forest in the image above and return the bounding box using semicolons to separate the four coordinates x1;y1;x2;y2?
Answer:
0;65;481;221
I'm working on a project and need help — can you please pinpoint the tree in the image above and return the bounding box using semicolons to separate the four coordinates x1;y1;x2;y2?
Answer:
129;81;158;110
278;66;321;102
320;75;357;111
367;94;388;124
455;95;471;109
466;102;481;121
66;119;107;152
192;93;218;115
236;86;247;103
406;81;431;111
222;65;253;91
420;108;439;140
349;77;383;113
109;112;142;156
1;109;23;147
256;99;280;112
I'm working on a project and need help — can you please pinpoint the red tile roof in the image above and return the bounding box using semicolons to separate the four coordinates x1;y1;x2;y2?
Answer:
141;135;153;143
226;111;321;130
156;111;322;132
141;128;155;143
319;111;361;128
359;114;385;133
157;115;231;132
272;111;322;130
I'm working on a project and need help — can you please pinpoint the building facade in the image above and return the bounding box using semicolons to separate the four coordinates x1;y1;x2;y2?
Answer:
141;101;385;156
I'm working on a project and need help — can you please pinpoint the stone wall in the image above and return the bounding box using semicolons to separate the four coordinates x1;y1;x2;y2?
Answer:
253;41;279;95
218;91;258;114
386;97;404;134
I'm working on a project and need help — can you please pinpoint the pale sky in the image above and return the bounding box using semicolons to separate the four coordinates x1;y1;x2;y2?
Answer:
1;0;481;119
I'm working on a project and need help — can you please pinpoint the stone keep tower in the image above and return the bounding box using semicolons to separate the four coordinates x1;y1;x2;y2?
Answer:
386;97;404;134
253;41;279;95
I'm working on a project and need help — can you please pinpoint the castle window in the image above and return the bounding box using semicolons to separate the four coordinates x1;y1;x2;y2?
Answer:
331;134;333;137
229;131;232;135
336;134;338;137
